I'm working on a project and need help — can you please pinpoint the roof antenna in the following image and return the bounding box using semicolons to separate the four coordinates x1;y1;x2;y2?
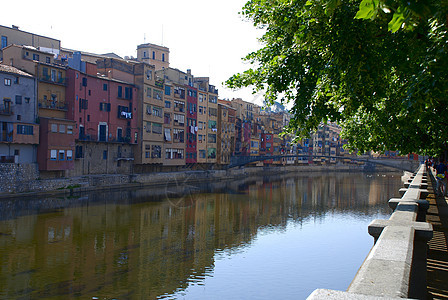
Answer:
161;25;164;46
144;33;146;44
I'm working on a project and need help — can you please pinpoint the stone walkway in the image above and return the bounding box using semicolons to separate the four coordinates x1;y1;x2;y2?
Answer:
426;172;448;299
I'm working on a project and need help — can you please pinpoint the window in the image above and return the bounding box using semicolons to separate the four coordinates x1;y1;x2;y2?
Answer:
208;134;217;143
152;106;162;117
14;77;19;84
173;114;185;126
118;86;123;98
75;145;84;158
17;125;33;135
67;126;73;134
174;100;185;112
51;124;58;132
165;85;171;95
173;129;184;142
152;123;162;134
59;124;65;133
147;87;151;97
46;57;51;63
124;87;133;100
1;36;7;49
25;97;30;103
103;150;108;160
209;108;218;117
164;128;171;141
162;53;165;62
164;113;171;124
59;150;65;160
165;101;171;108
153;89;162;100
17;115;21;121
33;54;39;61
67;150;73;160
145;122;151;132
100;103;111;111
146;104;152;115
199;150;206;158
117;128;123;140
209;95;217;103
4;78;11;86
50;150;57;160
15;95;22;104
152;51;155;59
146;69;152;80
145;144;150;158
103;83;108;91
208;120;217;129
152;145;162;158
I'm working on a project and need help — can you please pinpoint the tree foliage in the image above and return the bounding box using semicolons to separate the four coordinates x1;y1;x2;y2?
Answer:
226;0;448;156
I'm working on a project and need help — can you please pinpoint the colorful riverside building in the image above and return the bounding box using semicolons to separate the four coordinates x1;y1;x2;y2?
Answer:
0;64;39;164
186;82;198;164
65;59;138;175
2;44;75;177
217;101;236;165
96;57;167;172
195;77;218;165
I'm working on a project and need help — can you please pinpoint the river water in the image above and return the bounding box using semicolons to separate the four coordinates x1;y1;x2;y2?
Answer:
0;171;404;299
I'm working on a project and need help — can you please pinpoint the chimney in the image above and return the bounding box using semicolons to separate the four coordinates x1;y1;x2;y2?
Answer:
12;25;19;30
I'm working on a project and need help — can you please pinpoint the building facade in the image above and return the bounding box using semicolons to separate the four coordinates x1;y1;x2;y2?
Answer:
0;65;39;164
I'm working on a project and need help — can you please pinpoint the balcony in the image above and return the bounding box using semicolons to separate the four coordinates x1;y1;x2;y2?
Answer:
38;100;67;111
0;104;13;115
40;74;67;86
78;135;133;144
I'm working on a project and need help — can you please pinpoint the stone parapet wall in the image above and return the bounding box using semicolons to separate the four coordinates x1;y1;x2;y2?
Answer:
0;163;39;193
0;163;394;198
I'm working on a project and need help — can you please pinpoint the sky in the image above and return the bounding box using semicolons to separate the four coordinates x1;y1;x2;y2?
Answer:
2;0;267;105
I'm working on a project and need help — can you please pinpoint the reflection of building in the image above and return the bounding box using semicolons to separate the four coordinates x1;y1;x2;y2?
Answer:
0;172;402;298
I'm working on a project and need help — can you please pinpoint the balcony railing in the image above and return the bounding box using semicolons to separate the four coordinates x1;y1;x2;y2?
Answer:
40;74;67;85
38;100;67;110
78;134;133;144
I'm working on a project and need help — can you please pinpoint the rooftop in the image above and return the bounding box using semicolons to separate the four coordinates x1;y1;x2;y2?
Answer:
0;64;33;77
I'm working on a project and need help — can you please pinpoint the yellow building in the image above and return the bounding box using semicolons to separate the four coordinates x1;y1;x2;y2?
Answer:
136;43;169;71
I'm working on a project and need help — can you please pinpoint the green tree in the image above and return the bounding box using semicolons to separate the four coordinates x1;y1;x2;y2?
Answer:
226;0;448;156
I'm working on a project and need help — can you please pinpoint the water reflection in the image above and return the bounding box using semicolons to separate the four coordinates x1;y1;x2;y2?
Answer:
0;172;402;299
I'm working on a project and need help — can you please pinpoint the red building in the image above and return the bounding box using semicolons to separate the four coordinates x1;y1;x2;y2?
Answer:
186;87;198;164
37;117;76;172
66;68;138;144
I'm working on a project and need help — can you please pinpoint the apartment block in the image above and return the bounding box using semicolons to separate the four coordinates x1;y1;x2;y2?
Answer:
195;77;218;164
217;102;236;165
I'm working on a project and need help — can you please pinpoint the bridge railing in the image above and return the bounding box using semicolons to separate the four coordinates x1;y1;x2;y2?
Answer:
307;164;433;299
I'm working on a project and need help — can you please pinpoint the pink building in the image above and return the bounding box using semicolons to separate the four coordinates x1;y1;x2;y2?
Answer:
66;68;138;144
37;117;76;172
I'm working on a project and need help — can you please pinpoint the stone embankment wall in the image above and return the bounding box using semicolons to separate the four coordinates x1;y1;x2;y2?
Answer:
0;163;401;198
